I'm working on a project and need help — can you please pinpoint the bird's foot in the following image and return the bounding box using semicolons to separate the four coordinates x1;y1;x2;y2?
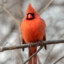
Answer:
37;41;40;46
29;43;32;47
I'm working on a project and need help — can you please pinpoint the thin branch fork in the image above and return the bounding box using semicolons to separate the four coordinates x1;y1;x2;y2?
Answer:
24;40;64;64
0;40;64;52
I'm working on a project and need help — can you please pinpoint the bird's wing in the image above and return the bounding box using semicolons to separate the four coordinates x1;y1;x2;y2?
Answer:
40;19;47;49
43;33;47;50
21;36;25;51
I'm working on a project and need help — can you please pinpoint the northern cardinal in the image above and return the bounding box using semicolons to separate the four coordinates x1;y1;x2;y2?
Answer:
20;3;46;64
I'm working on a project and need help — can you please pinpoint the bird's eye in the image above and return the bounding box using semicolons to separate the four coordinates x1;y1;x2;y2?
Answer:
27;13;34;20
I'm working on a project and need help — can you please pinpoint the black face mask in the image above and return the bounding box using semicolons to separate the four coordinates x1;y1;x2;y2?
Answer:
27;13;34;20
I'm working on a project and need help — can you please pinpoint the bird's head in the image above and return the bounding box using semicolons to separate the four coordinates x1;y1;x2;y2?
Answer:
25;3;39;20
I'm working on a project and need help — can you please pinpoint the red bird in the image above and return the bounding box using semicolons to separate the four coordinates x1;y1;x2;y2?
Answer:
20;3;46;64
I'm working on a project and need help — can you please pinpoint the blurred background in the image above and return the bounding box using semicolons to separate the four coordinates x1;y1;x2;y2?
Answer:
0;0;64;64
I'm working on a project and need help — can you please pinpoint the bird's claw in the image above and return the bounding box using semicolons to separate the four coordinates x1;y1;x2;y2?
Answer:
29;43;32;47
37;41;40;46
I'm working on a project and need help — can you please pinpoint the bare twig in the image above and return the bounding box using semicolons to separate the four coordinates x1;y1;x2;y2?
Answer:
0;40;64;52
39;0;54;14
44;44;55;64
24;46;43;64
0;5;20;26
54;56;64;64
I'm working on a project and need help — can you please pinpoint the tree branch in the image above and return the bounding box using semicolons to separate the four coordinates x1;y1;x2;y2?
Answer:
0;40;64;64
24;40;64;64
54;56;64;64
0;5;20;26
0;40;64;52
39;0;54;14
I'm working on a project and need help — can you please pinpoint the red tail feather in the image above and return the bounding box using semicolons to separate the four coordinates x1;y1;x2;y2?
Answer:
28;47;37;64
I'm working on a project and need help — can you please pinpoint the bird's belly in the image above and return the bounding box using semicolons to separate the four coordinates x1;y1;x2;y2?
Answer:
22;27;44;43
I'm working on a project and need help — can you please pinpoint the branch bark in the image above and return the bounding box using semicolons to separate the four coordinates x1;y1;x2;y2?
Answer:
0;40;64;52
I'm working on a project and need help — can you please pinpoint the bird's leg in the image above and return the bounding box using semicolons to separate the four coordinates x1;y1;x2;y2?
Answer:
32;47;37;64
37;41;40;46
29;43;32;47
28;48;32;64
